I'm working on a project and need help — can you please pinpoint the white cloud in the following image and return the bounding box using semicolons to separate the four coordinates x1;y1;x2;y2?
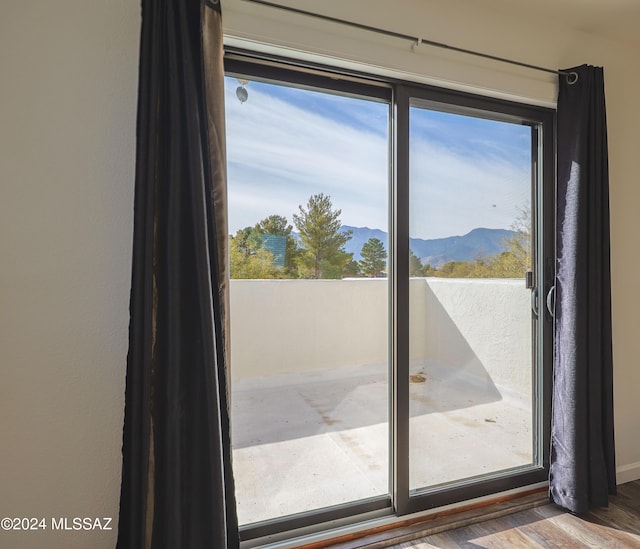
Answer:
225;81;530;240
409;138;530;239
225;83;389;234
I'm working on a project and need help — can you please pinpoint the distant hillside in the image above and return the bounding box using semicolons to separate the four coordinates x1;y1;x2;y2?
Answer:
341;226;517;267
340;226;387;261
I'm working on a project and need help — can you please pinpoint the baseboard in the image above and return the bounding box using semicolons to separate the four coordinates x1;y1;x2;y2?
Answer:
617;462;640;485
301;490;549;549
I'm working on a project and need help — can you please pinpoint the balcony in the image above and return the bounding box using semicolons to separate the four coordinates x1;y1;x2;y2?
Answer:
230;277;533;525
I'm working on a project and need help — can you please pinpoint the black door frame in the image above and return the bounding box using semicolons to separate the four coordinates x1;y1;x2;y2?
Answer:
225;51;555;543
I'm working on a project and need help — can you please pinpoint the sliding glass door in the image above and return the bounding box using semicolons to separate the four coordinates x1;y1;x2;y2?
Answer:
395;85;554;513
409;102;536;490
224;60;392;533
224;57;555;541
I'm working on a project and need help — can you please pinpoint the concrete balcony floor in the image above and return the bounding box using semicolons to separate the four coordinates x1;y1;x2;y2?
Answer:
231;360;533;526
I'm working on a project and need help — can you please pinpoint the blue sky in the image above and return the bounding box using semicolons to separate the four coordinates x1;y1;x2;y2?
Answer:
224;77;530;240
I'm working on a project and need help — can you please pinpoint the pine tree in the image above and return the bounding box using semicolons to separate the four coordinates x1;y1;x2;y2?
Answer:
292;193;352;279
359;238;387;277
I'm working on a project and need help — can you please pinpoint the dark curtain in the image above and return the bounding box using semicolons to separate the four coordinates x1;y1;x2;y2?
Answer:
550;64;616;514
117;0;239;547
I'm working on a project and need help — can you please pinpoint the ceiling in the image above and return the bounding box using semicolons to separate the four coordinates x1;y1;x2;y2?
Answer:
477;0;640;47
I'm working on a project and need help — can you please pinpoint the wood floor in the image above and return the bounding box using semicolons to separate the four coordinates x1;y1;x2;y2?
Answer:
389;481;640;548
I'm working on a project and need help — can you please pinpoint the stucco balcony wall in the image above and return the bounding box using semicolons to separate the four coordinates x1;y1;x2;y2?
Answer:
230;277;532;395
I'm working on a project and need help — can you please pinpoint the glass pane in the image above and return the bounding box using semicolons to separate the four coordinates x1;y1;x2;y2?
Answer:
225;76;390;524
408;104;534;491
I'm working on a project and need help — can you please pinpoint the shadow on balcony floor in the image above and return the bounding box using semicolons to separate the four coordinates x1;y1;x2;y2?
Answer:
231;360;533;525
231;359;507;448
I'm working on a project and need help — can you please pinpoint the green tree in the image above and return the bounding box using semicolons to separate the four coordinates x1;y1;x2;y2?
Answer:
255;214;290;237
292;193;353;279
436;260;475;278
343;259;361;278
229;230;279;279
254;214;300;277
467;205;532;278
409;249;425;277
232;226;262;256
501;205;531;277
359;238;387;277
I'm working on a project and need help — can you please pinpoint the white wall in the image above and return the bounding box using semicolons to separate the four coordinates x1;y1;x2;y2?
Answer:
2;2;639;548
0;1;138;548
421;279;532;394
223;0;640;482
230;279;389;377
231;278;531;394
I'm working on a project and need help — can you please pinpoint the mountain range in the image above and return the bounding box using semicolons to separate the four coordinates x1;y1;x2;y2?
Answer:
340;225;517;267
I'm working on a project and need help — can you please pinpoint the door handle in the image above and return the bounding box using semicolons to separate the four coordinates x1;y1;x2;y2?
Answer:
546;285;555;318
531;287;538;318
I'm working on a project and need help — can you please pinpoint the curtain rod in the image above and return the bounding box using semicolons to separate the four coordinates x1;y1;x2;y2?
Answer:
241;0;577;83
